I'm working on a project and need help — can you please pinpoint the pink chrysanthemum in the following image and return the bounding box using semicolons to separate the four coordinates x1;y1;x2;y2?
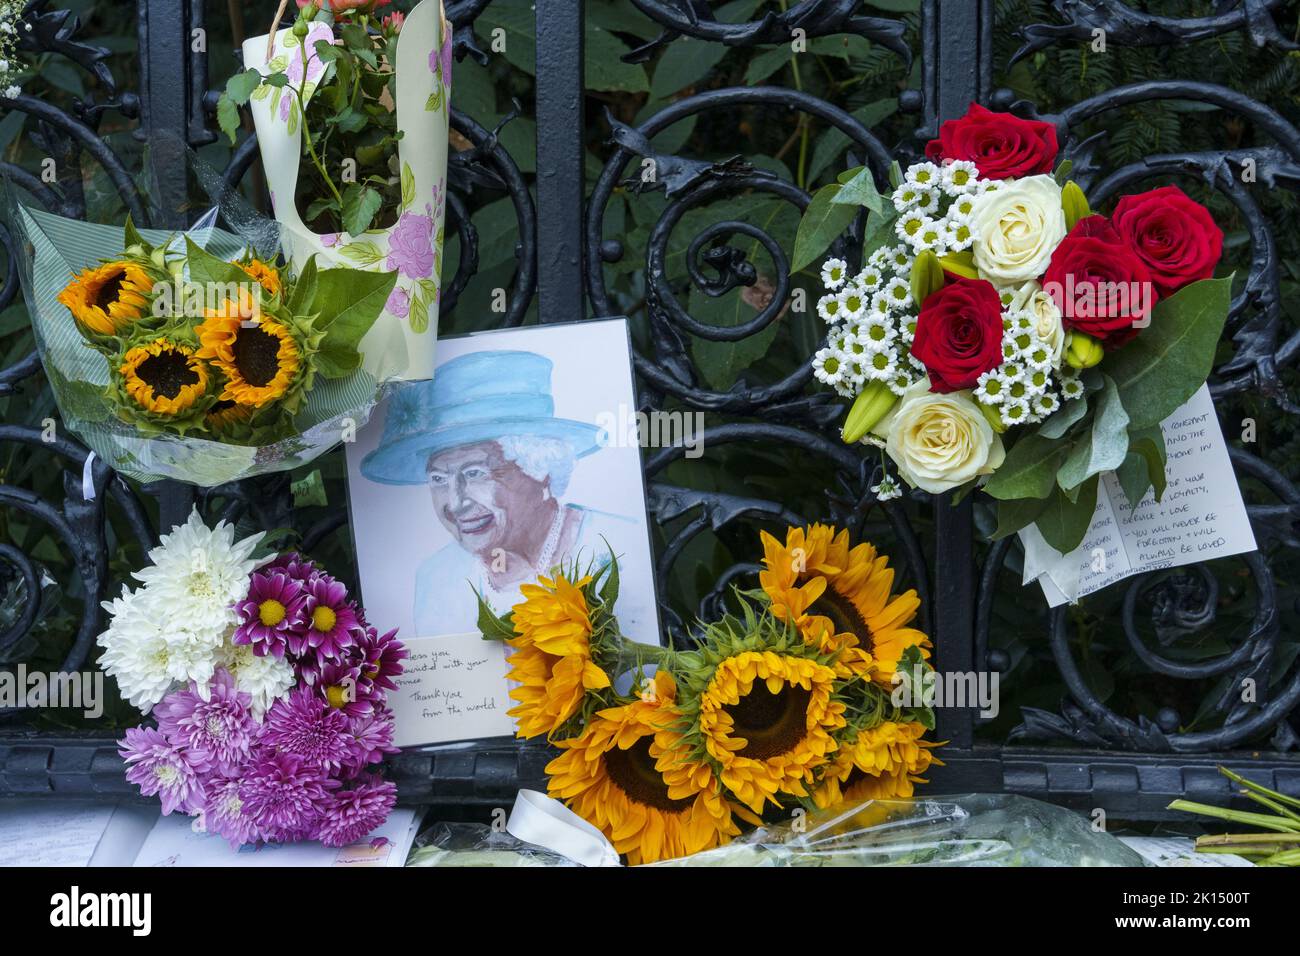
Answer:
343;708;398;772
317;777;397;848
291;574;360;661
119;726;208;816
233;569;307;658
153;669;256;775
355;626;407;694
238;752;336;843
261;685;354;770
203;776;260;849
262;551;320;583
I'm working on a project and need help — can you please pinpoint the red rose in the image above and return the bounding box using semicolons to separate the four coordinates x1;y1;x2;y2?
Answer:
1043;216;1155;350
925;103;1059;180
1111;185;1223;298
912;277;1005;392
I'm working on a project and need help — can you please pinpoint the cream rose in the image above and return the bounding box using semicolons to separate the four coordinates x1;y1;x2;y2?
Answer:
876;378;1005;493
970;175;1066;284
1008;279;1066;367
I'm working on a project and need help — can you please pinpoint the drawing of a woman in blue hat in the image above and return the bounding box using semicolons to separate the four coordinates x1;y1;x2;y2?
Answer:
360;350;639;634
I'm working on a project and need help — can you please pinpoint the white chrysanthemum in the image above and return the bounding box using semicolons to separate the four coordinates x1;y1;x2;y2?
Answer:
837;284;869;321
855;317;897;353
1061;377;1085;401
911;187;941;215
865;346;900;379
978;179;1000;194
813;347;846;385
867;247;893;271
905;161;942;188
216;641;295;719
1024;342;1054;370
1000;361;1026;384
871;474;903;502
131;508;262;638
944;218;975;252
1000;338;1019;362
855;267;884;291
869;289;896;318
1024;367;1051;394
892;183;923;212
974;370;1006;405
950;194;978;220
1000;398;1031;427
1034;392;1061;417
817;293;843;325
97;589;180;712
884;276;914;310
887;368;915;396
840;358;869;388
910;217;947;253
896;211;927;244
942;160;979;194
821;257;849;290
888;246;914;272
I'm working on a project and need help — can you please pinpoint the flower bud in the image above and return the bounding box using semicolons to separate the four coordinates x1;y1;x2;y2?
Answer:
841;379;899;444
979;401;1007;434
292;19;310;38
149;247;167;269
1064;330;1104;369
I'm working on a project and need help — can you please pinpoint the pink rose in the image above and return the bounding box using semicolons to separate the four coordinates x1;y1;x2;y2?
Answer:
385;206;434;279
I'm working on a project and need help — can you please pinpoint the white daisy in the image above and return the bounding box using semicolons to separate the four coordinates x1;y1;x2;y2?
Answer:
1033;392;1061;417
909;217;947;253
1000;398;1031;426
942;160;979;194
911;187;941;215
1000;361;1026;384
884;276;914;309
855;267;884;291
905;161;942;188
855;318;897;352
871;474;904;502
867;246;893;271
869;290;896;318
1061;377;1085;401
888;247;915;272
821;257;849;290
895;212;927;244
974;370;1006;405
837;284;869;321
1024;367;1051;394
866;346;900;379
892;184;923;212
944;218;975;252
949;195;978;220
887;369;915;396
817;293;843;325
812;347;846;385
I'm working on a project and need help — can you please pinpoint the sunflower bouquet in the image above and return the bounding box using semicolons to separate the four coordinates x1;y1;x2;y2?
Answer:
8;198;397;485
476;523;941;866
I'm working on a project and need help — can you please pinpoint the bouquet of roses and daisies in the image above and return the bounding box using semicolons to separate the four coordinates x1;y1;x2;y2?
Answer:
101;509;407;848
797;103;1232;554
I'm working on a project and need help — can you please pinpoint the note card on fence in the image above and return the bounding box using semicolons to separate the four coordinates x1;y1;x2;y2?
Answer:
1019;385;1257;607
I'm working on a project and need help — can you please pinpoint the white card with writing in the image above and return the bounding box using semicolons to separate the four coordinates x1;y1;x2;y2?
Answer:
1019;385;1256;606
387;634;515;747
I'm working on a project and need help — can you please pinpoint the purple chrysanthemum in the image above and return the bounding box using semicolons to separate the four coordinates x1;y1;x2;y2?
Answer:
316;777;397;848
232;570;307;658
203;776;260;849
153;669;256;775
262;551;320;583
292;574;360;661
237;752;336;844
261;685;353;770
119;726;208;816
342;708;398;773
355;626;407;694
307;659;373;717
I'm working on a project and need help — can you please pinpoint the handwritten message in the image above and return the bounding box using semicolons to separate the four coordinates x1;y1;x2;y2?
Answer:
1021;385;1257;606
388;633;515;746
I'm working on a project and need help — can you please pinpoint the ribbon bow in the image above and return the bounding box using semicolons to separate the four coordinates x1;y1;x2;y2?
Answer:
506;790;622;867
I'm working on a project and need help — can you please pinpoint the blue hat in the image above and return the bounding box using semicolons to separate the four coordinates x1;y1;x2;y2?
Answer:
359;350;604;486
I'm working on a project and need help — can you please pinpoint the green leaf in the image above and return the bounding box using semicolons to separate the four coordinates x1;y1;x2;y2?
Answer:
585;23;648;92
1105;276;1233;430
991;496;1051;540
224;68;263;106
1037;393;1089;439
1115;452;1152;511
475;589;516;641
341;184;383;237
309;268;397;377
286;256;318;316
184;236;248;288
831;165;886;215
1128;423;1168;502
123;215;147;253
217;93;241;144
1035;477;1100;554
984;433;1066;500
791;183;857;274
910;249;945;305
1056;374;1130;492
400;162;416;209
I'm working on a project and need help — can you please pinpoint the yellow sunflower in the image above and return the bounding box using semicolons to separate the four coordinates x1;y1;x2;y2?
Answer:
760;524;930;685
505;573;610;739
239;258;282;299
698;650;844;814
119;338;210;416
196;304;302;408
58;261;154;336
810;720;940;809
547;671;740;865
205;399;253;433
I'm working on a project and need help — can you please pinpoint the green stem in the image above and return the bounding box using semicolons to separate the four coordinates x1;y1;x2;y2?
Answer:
1219;765;1300;812
1167;799;1300;834
295;63;344;213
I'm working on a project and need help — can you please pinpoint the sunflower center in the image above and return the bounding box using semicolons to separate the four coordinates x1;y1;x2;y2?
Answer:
724;683;811;760
92;268;127;310
232;324;281;387
312;606;337;633
602;736;693;814
136;349;199;399
258;599;286;626
807;581;872;642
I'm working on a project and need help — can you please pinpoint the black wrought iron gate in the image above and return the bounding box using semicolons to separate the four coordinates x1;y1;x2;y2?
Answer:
1;0;1298;822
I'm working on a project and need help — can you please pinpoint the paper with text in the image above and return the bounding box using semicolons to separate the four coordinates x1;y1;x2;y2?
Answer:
388;633;515;746
1019;385;1256;606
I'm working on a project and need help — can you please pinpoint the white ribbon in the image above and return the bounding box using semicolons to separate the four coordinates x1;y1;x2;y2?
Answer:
81;451;97;501
506;790;622;867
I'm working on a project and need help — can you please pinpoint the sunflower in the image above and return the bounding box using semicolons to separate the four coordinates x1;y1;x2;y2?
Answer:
196;303;303;408
760;524;930;685
58;261;155;336
239;258;283;299
205;399;253;434
694;648;845;814
547;671;740;865
810;720;940;809
505;573;611;739
118;338;210;416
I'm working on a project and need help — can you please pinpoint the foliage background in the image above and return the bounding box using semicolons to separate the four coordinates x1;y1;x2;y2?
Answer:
1;0;1298;744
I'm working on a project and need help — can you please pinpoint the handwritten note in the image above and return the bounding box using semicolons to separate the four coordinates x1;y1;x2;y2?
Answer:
388;633;516;746
0;801;118;867
1020;385;1256;606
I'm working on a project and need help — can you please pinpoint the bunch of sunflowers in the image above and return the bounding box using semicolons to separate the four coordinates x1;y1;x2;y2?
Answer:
55;219;394;444
476;523;942;866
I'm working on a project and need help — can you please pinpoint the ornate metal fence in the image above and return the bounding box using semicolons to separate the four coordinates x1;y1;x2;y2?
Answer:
1;0;1298;820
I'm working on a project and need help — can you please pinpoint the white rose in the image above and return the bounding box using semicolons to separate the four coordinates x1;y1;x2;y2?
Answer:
1008;279;1066;367
877;378;1005;494
970;175;1066;284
